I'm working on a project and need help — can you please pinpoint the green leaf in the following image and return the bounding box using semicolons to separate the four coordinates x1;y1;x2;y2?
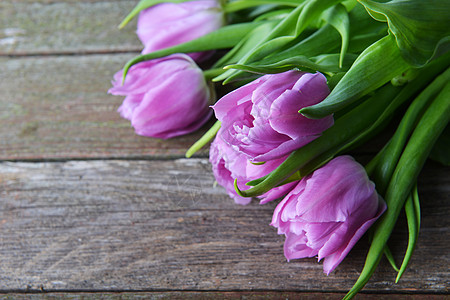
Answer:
396;184;420;283
322;4;350;68
300;35;410;119
344;2;388;52
216;0;343;83
214;24;341;83
253;8;293;22
118;0;190;29
242;0;338;59
213;20;279;68
359;0;450;67
225;53;357;75
215;2;386;83
214;2;306;82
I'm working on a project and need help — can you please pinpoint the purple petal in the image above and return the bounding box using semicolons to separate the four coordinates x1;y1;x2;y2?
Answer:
295;156;377;223
321;198;387;274
137;0;224;58
284;231;317;261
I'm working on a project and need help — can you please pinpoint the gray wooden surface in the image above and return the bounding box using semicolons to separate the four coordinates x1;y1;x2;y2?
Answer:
0;0;448;298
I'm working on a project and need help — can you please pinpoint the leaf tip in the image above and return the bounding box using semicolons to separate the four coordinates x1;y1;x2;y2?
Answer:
234;179;247;197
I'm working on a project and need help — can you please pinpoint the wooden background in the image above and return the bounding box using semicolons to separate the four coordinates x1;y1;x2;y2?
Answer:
0;0;448;299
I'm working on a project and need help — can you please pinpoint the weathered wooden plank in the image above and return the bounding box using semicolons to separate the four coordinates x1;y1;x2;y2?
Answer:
0;54;212;160
0;159;448;293
0;1;141;55
0;292;448;299
5;0;129;3
0;53;393;161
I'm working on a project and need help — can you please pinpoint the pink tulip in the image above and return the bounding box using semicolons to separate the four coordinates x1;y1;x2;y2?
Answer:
109;54;212;139
271;156;386;274
210;129;297;205
212;71;333;162
137;0;225;61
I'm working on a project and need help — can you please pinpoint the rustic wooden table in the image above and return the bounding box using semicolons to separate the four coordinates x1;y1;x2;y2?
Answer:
0;1;448;299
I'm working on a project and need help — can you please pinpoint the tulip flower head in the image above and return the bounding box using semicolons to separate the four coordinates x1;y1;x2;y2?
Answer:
137;0;225;61
210;129;297;205
109;54;212;139
271;156;386;274
212;71;334;162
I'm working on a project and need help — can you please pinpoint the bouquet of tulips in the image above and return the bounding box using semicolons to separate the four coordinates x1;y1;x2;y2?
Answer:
109;0;450;298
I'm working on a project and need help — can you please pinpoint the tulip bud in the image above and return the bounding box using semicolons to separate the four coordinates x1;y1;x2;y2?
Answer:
271;156;386;274
137;0;225;61
212;71;334;162
109;54;212;139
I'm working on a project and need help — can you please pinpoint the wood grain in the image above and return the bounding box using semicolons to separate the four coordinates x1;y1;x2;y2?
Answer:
0;54;213;160
0;0;141;55
1;1;448;297
0;159;448;293
0;53;392;161
0;292;448;299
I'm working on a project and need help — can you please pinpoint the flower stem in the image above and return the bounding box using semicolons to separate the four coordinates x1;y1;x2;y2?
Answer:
203;68;227;80
223;0;300;13
185;121;221;158
396;184;420;283
371;67;450;195
344;81;450;300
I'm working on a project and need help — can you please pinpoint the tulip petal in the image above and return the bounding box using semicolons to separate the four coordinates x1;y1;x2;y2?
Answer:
212;70;332;162
321;199;387;275
211;130;298;205
284;232;318;261
270;156;386;274
109;54;212;139
137;0;224;60
295;156;377;222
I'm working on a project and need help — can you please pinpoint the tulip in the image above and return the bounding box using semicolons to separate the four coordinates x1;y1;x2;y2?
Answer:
271;156;386;274
212;71;334;162
137;0;225;61
210;129;297;205
109;54;212;139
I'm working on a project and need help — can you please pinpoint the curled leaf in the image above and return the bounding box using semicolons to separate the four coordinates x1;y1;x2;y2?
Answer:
300;35;410;119
322;4;350;68
359;0;450;67
225;53;357;75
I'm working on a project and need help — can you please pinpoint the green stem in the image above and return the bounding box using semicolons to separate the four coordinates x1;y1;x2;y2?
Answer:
203;68;227;81
185;121;221;158
371;67;450;195
383;246;399;272
121;21;264;83
344;82;450;299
